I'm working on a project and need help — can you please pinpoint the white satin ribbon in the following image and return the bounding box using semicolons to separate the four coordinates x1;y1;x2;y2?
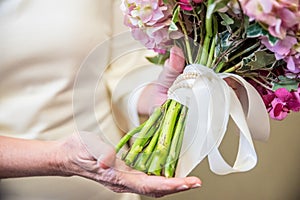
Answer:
168;64;270;177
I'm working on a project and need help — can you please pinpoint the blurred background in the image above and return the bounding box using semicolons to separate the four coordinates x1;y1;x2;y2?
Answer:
142;112;300;200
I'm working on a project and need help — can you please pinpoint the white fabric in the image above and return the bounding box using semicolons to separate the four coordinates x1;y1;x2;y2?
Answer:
168;64;270;177
0;0;149;199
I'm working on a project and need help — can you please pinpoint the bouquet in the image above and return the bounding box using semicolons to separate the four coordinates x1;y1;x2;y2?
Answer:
116;0;300;177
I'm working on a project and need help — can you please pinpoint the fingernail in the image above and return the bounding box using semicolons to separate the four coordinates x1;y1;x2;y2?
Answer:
177;185;189;190
191;183;201;189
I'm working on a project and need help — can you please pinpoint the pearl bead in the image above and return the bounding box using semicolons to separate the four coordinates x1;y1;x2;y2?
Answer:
174;72;200;85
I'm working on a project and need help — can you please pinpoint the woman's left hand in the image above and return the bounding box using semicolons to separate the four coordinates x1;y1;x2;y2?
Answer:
137;46;185;115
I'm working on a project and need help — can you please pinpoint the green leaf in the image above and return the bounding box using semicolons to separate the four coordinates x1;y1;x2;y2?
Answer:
216;30;231;55
247;22;279;45
172;5;180;24
261;29;278;45
236;56;252;73
169;21;178;31
272;76;299;91
246;23;263;38
146;53;170;65
169;5;180;31
247;51;276;70
207;0;231;16
219;13;234;26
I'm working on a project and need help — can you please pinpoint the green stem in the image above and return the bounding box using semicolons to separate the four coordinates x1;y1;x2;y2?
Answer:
124;107;162;165
148;100;182;175
115;121;146;153
178;17;193;64
133;123;161;172
223;61;242;73
199;0;214;66
195;7;206;64
227;42;260;63
137;100;172;172
199;36;211;66
206;35;216;68
164;106;188;178
215;61;225;73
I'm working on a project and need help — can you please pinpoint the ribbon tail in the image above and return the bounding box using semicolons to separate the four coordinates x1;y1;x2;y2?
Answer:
174;67;230;177
173;77;211;177
208;88;257;174
222;74;270;141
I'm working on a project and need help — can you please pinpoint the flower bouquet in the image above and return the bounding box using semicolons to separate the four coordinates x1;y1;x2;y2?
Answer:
116;0;300;177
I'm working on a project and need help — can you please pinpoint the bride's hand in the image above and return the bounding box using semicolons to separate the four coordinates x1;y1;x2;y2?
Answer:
58;132;201;198
137;46;185;115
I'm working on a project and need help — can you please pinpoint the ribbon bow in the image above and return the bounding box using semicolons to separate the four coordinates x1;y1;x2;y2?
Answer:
168;64;270;177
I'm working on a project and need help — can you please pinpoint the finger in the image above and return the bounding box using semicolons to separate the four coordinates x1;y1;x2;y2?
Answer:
122;172;202;197
157;47;185;88
168;46;185;73
97;149;115;169
78;131;116;169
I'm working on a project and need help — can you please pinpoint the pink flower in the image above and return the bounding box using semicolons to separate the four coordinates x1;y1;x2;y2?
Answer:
248;78;300;120
269;98;289;120
286;53;300;73
261;35;297;60
131;26;170;54
269;87;300;120
240;0;300;39
261;35;300;73
288;87;300;112
121;0;170;28
121;0;173;53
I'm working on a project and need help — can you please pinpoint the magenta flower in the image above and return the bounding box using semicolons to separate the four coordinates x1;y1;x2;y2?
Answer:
193;0;203;3
178;0;203;11
269;87;300;120
269;98;289;120
248;78;300;120
178;0;193;11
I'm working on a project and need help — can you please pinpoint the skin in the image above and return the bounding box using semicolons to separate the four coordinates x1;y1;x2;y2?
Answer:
138;46;186;115
0;47;202;198
0;133;201;198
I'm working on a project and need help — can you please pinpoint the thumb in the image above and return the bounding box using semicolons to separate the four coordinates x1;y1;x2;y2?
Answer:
78;131;116;169
157;46;185;88
167;46;185;73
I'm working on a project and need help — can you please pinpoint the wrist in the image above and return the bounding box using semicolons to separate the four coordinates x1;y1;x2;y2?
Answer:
0;136;71;178
48;139;73;177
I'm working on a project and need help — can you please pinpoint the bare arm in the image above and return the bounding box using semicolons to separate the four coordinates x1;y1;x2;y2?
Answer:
0;136;64;178
0;133;201;197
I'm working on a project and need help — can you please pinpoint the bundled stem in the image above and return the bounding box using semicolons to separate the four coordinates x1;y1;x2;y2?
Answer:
116;99;188;177
199;0;215;66
133;127;160;172
124;107;162;166
164;106;187;178
115;121;146;153
148;101;182;175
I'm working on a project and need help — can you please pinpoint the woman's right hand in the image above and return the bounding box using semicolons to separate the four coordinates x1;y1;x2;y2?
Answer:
58;132;202;198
